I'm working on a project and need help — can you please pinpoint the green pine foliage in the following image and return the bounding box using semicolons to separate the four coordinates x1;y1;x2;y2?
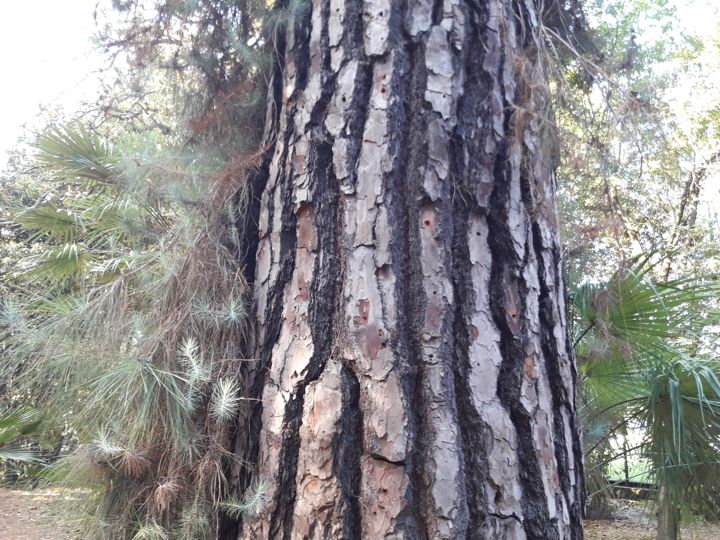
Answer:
2;120;263;537
0;3;290;529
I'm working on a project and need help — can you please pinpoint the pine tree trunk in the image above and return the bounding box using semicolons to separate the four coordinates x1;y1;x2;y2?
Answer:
233;1;585;538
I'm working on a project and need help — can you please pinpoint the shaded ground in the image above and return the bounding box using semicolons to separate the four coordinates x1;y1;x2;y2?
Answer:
0;487;78;540
585;499;720;539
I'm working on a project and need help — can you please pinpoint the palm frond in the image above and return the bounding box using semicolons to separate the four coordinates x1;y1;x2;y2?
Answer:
0;447;39;462
35;124;117;186
0;408;42;463
576;261;720;518
15;204;80;243
26;243;90;282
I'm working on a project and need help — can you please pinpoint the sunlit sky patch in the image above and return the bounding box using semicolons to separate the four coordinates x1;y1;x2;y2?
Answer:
0;0;101;169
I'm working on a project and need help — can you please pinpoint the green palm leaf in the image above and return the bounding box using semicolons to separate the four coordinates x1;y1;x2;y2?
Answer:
27;243;90;282
15;204;80;243
35;124;117;186
576;260;720;520
0;409;42;463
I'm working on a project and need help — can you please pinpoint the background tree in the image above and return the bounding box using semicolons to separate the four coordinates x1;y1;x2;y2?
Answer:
556;0;720;283
554;2;720;537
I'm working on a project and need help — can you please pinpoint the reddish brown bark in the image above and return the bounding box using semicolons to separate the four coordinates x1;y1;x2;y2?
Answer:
229;1;585;538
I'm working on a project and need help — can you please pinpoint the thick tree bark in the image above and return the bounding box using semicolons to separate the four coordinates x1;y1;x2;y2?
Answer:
233;0;585;538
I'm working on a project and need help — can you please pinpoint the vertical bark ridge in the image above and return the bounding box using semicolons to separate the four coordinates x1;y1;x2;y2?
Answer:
272;1;347;536
487;139;558;540
486;8;550;532
448;3;530;537
327;1;372;532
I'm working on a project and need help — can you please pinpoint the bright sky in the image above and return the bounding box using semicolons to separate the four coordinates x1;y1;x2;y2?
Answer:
0;0;102;169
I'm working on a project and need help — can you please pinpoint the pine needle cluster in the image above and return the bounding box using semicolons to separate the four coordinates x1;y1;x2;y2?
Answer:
1;98;266;540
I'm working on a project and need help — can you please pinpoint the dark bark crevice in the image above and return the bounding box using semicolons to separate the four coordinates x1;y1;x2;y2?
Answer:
531;219;586;538
269;134;341;538
334;365;363;539
488;227;558;539
484;14;565;536
227;3;315;537
237;140;298;540
218;159;272;540
219;5;294;533
448;5;497;533
388;26;433;539
487;137;558;538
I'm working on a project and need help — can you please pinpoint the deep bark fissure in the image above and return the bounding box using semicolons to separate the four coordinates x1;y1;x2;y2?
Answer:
260;147;301;539
226;92;299;539
450;200;493;538
391;27;434;538
247;169;298;538
218;160;272;540
269;4;345;535
448;4;496;533
327;3;372;527
270;136;341;539
333;365;363;539
233;7;314;537
531;218;585;538
223;8;292;530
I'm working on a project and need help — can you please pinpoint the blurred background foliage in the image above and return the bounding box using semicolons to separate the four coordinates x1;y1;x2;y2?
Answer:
553;0;720;536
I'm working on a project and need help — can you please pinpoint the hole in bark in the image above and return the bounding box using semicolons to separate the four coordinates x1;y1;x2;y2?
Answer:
424;220;431;226
379;11;383;16
377;329;384;337
380;87;386;93
342;96;346;102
